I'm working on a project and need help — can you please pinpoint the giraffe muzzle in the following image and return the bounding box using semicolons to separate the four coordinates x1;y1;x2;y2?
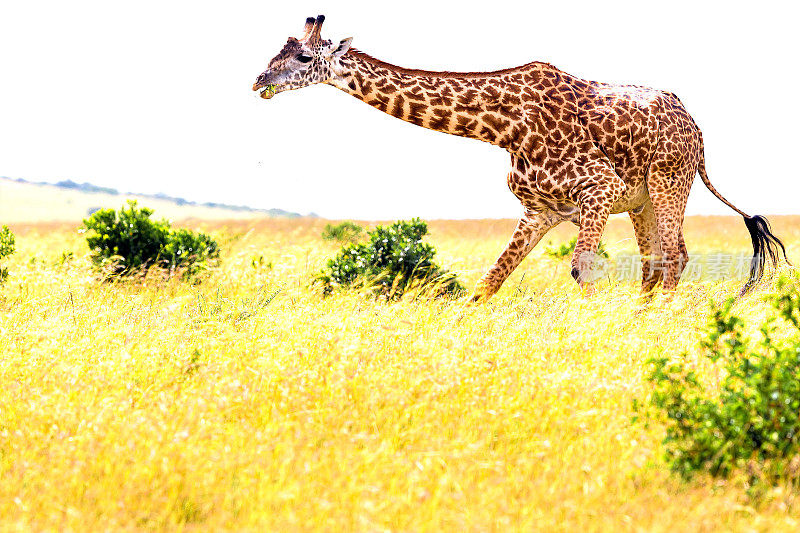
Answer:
256;84;278;99
253;72;279;99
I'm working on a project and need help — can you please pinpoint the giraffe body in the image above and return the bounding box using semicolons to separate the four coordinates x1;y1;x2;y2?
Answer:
254;16;786;300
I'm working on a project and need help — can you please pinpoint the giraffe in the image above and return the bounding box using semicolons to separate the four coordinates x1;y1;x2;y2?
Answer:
253;15;787;301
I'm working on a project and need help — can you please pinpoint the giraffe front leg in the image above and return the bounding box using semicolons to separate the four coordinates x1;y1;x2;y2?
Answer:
470;210;561;302
570;184;624;293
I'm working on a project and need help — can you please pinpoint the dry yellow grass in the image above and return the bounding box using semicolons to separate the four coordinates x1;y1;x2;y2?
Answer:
2;216;800;531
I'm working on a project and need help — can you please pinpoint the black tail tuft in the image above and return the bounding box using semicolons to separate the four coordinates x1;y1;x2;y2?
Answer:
740;215;788;295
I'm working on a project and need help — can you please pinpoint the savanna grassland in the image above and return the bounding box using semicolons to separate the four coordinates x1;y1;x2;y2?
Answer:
2;215;800;531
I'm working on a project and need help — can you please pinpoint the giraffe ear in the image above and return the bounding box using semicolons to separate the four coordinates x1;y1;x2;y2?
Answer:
331;37;353;58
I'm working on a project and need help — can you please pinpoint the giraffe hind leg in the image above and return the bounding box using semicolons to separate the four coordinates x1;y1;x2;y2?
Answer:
646;92;699;292
648;172;692;292
629;200;663;294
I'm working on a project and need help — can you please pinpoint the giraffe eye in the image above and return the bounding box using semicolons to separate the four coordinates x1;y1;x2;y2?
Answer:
297;54;313;63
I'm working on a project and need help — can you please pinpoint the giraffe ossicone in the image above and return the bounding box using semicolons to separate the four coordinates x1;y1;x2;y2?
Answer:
253;15;787;300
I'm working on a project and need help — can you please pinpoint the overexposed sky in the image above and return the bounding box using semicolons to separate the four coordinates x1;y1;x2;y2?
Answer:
1;1;798;219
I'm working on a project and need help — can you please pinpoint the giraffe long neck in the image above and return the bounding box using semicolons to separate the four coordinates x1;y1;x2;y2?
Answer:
329;50;544;151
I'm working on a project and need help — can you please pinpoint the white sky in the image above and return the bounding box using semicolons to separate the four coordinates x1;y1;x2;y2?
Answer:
0;1;798;220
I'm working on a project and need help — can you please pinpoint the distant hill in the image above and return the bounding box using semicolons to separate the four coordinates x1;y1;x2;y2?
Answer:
0;176;310;222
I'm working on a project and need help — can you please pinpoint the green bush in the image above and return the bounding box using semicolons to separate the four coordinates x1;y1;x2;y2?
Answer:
316;218;463;298
321;221;363;243
0;226;16;285
545;236;609;260
82;201;219;278
640;275;800;484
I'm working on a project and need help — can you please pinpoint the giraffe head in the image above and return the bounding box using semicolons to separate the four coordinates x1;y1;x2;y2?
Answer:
253;15;353;99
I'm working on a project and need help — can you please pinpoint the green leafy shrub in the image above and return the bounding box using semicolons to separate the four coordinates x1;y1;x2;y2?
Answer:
321;221;363;243
545;236;609;260
316;218;463;298
641;275;800;484
82;201;219;278
0;226;16;284
160;228;219;277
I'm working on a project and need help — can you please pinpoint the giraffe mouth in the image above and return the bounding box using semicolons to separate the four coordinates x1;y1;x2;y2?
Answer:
255;83;279;100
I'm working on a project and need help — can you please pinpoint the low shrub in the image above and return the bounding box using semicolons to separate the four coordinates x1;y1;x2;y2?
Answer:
316;218;463;298
82;201;219;279
160;228;219;278
545;236;609;260
321;221;363;243
640;275;800;485
0;226;15;285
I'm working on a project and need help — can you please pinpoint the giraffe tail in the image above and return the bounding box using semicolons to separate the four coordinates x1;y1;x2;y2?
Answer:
697;135;788;295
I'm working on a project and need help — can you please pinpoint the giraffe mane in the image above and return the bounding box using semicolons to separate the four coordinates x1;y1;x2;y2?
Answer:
346;48;560;79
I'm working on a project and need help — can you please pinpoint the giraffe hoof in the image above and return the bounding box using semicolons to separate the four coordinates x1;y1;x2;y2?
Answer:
463;291;490;305
579;283;597;298
466;294;483;304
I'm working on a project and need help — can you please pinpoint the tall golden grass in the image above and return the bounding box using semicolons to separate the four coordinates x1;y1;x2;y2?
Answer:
1;216;799;531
